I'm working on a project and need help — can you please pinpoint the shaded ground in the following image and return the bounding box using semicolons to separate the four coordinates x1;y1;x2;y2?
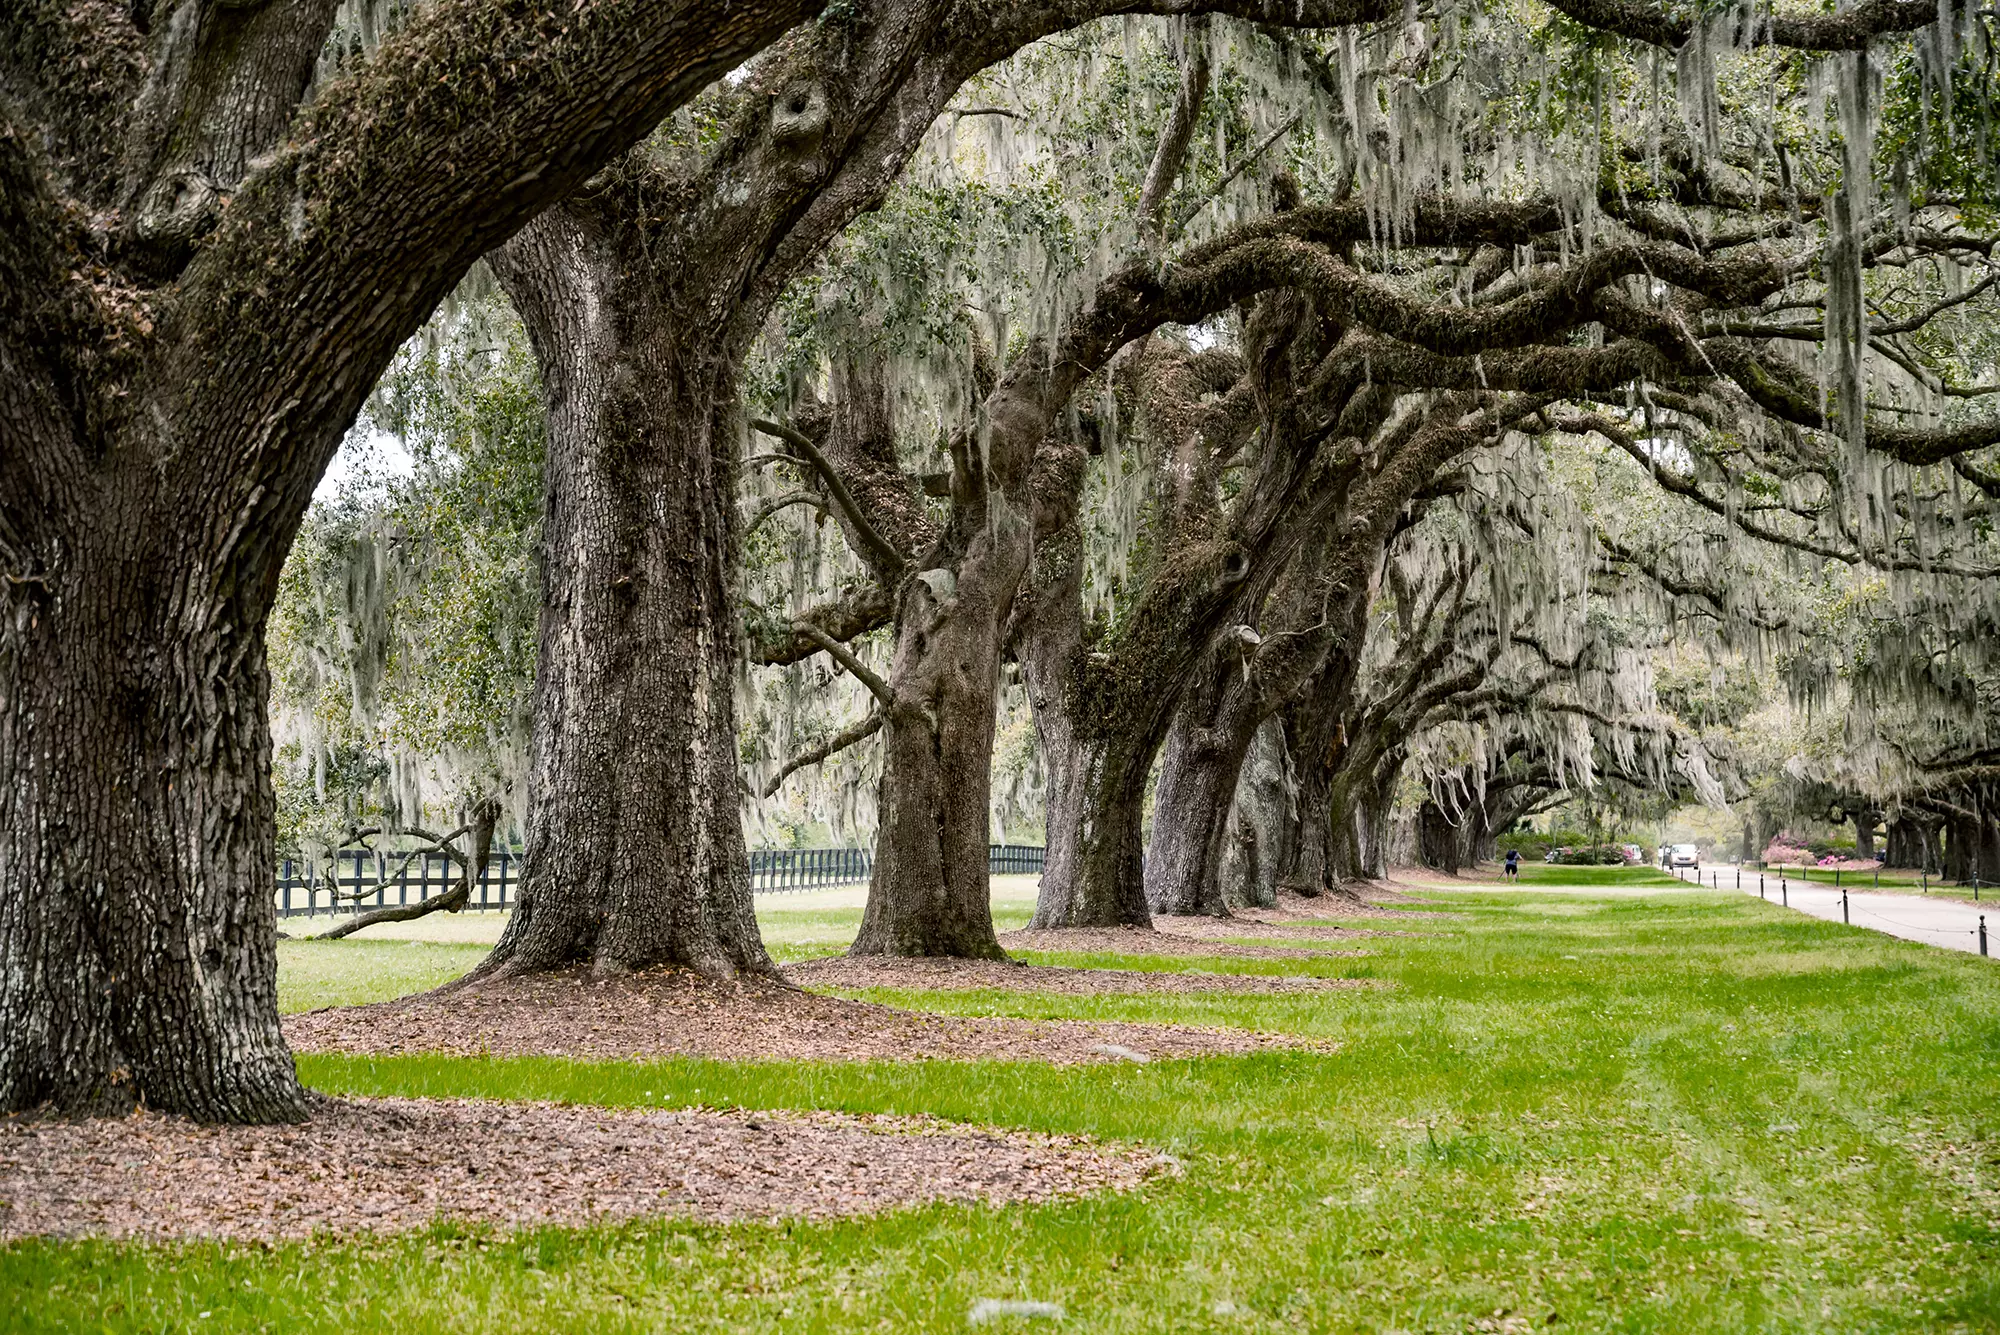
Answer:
785;956;1381;995
0;1097;1163;1242
998;925;1359;960
282;967;1323;1064
18;887;2000;1332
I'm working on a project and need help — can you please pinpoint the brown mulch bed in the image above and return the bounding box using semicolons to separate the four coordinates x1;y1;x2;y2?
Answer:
785;955;1377;995
0;1097;1166;1242
997;925;1356;960
282;967;1321;1065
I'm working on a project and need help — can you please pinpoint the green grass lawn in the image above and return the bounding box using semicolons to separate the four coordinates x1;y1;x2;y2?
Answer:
1499;863;1686;888
11;886;2000;1333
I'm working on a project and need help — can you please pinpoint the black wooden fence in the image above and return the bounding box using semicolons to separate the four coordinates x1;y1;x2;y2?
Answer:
276;843;1046;917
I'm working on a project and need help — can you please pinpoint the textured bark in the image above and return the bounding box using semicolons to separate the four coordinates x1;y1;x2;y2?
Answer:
0;586;298;1119
1284;753;1335;892
1218;718;1292;910
851;568;1016;958
1;0;823;1119
1147;683;1261;917
1015;537;1155;929
481;214;768;979
480;0;1394;965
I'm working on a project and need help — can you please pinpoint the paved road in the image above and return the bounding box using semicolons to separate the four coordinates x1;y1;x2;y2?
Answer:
1681;864;1997;957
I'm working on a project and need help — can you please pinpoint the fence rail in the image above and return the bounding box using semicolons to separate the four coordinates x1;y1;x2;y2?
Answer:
276;844;1046;917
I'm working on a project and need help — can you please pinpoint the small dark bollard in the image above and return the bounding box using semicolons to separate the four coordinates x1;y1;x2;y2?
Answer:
1760;874;1766;899
1982;916;1989;958
1842;886;1849;925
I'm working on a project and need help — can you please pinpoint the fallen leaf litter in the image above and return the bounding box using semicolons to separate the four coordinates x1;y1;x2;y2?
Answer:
283;967;1326;1063
0;1097;1169;1242
785;955;1380;994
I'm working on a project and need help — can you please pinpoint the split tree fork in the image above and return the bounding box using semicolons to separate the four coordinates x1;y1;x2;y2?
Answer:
0;0;829;1122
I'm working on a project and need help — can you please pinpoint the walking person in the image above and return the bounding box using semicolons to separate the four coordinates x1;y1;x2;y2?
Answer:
1504;847;1520;882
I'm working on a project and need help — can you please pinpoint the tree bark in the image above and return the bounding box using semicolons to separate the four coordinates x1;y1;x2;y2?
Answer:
851;553;1020;958
1418;799;1466;874
0;575;302;1120
1014;538;1155;929
1147;677;1262;917
477;213;770;980
1218;717;1292;909
3;0;821;1120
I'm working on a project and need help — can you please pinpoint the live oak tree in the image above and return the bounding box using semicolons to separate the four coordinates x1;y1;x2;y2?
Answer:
469;0;1410;976
725;0;1999;945
0;0;828;1121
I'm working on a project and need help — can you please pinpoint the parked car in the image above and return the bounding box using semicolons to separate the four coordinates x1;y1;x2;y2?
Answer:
1670;843;1700;868
1621;844;1643;864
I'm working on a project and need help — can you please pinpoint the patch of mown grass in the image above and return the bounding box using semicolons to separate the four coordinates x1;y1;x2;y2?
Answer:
11;890;2000;1333
276;938;491;1012
1497;864;1687;887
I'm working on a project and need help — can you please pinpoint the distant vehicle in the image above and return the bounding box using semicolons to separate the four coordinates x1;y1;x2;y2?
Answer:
1670;843;1700;868
1621;844;1643;864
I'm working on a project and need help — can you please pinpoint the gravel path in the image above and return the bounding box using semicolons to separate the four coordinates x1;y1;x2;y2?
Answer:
786;956;1377;994
283;967;1322;1064
0;1097;1165;1242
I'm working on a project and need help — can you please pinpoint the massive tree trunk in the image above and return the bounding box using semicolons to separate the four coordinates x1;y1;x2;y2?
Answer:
3;0;818;1119
844;407;1030;956
1218;718;1292;909
1330;764;1399;882
1853;812;1879;861
851;552;1020;957
1;563;301;1120
1418;799;1468;875
481;214;769;979
1147;676;1262;917
1014;537;1156;929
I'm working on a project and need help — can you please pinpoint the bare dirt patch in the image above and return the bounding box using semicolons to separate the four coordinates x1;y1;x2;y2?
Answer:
0;1097;1165;1242
283;967;1320;1064
786;955;1378;995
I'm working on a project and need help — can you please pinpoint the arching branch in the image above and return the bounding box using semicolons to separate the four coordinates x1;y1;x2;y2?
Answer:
751;419;909;578
794;620;897;710
759;710;886;797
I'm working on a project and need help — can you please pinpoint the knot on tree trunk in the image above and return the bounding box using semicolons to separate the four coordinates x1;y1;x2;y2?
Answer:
130;167;221;272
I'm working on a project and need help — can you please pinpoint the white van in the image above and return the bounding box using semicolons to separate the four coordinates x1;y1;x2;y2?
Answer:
1670;844;1700;868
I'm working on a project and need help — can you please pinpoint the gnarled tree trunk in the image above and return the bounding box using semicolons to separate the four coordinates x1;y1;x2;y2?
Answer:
1013;539;1156;930
1218;718;1292;909
3;0;814;1120
479;214;769;980
1146;677;1262;917
850;527;1024;958
1;565;303;1120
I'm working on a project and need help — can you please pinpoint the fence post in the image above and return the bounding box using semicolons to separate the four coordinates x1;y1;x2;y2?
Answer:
1759;873;1765;899
1842;884;1849;925
1981;916;1988;958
